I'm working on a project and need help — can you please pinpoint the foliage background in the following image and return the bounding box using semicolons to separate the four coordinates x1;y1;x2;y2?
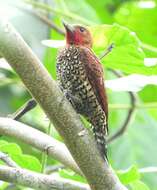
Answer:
0;0;157;189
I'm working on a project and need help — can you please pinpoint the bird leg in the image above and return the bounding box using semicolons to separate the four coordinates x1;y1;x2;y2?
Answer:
99;43;115;60
8;99;37;120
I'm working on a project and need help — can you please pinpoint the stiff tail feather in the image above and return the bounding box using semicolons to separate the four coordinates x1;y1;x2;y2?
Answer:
92;125;108;160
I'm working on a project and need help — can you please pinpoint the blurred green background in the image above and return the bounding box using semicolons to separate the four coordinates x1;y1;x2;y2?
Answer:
0;0;157;189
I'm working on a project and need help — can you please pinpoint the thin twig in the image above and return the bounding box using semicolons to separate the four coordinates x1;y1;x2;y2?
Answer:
8;99;37;120
0;152;19;168
107;69;138;143
99;43;115;60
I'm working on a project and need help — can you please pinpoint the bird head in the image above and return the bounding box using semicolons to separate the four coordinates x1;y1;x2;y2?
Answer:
63;22;93;48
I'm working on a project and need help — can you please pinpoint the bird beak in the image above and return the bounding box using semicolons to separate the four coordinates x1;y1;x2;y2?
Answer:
62;21;75;34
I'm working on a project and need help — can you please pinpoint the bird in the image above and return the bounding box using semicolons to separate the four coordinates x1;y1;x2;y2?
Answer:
56;22;108;160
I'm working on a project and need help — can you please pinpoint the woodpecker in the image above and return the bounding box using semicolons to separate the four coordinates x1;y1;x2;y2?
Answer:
56;22;108;159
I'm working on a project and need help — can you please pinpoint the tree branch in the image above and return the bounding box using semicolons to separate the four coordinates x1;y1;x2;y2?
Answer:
0;166;90;190
0;117;81;175
0;151;87;190
0;152;20;168
0;21;127;190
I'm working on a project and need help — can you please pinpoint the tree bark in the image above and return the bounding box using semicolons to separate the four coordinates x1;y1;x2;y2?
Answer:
0;166;89;190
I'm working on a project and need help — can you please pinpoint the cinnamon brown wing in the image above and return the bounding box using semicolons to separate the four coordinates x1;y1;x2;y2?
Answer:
81;48;108;122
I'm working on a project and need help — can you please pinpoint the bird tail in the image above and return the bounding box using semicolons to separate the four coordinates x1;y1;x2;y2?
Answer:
92;125;108;160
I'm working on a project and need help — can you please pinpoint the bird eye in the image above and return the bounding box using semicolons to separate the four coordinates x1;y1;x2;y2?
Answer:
79;27;85;32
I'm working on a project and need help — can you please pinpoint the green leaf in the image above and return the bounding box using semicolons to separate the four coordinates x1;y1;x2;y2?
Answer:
110;109;157;190
0;182;9;190
139;85;157;102
90;24;155;75
11;154;41;172
130;180;150;190
85;0;113;23
114;1;157;57
0;143;22;155
117;165;140;184
0;141;41;172
0;140;8;146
